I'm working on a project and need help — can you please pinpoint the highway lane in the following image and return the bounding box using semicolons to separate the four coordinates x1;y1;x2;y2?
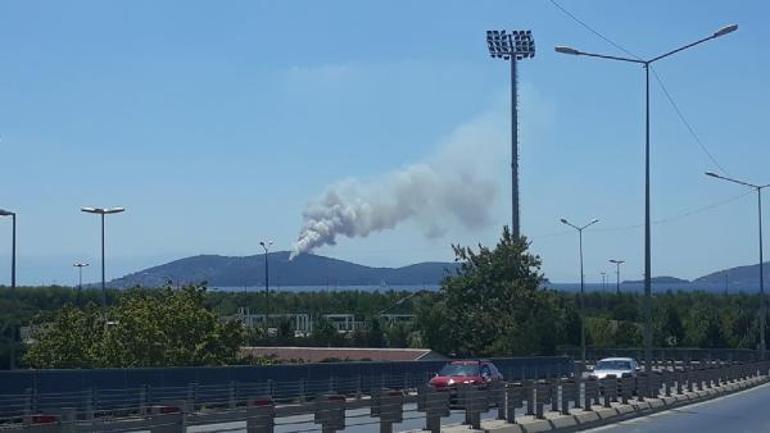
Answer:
585;381;770;433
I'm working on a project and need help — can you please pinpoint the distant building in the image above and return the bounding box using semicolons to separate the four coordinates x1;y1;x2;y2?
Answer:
240;346;446;363
225;310;414;337
378;314;416;326
322;314;365;332
227;308;313;336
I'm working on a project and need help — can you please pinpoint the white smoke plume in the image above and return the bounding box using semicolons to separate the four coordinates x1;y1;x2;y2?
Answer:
290;111;505;259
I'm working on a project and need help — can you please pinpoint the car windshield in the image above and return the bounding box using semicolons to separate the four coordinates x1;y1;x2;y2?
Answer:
596;360;632;370
439;364;480;376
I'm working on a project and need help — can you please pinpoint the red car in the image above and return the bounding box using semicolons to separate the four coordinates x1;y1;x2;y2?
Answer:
428;360;504;390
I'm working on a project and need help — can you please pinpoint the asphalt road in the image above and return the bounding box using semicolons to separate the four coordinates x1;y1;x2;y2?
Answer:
585;381;770;433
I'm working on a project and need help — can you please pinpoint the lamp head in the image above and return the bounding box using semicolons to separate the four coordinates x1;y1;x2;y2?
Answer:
554;45;580;55
713;24;738;38
0;209;14;217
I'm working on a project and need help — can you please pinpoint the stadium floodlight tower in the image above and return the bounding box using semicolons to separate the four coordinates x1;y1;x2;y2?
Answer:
486;29;535;239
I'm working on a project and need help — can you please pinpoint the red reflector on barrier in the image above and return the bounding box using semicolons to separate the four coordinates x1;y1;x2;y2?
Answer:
251;398;274;406
158;405;181;414
31;414;58;424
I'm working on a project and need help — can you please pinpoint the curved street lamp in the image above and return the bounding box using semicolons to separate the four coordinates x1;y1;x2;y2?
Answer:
555;23;738;372
705;172;768;357
259;240;273;334
561;217;599;367
0;209;16;289
81;207;125;307
609;259;626;295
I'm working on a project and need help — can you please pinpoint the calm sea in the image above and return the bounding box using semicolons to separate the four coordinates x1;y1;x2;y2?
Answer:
212;282;756;293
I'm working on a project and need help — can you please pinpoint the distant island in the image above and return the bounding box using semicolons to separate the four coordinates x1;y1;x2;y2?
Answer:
109;253;770;293
622;276;690;285
109;252;460;288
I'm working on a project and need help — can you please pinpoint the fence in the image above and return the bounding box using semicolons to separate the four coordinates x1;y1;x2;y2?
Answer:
0;357;572;396
2;359;768;433
562;347;765;364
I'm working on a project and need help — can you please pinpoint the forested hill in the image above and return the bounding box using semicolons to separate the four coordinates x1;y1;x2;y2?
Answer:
694;261;770;286
109;252;459;288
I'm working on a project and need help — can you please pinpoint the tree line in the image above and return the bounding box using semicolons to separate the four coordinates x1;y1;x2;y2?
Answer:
1;227;767;368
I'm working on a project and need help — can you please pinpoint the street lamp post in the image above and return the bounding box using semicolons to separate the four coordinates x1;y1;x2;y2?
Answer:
609;259;625;295
601;272;607;291
705;172;768;357
81;207;125;307
0;210;15;289
73;262;89;291
555;24;738;372
259;240;273;335
561;217;599;367
486;30;535;239
0;209;17;371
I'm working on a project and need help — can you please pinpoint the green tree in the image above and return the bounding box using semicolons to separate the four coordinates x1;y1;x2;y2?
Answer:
661;307;685;347
25;285;243;368
431;226;548;356
366;318;386;348
312;317;343;347
615;321;642;347
385;323;410;348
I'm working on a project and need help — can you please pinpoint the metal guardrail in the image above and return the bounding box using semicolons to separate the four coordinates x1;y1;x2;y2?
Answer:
561;347;765;363
2;360;768;433
0;357;573;397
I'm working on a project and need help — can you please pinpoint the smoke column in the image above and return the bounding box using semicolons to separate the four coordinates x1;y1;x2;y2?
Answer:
290;111;505;259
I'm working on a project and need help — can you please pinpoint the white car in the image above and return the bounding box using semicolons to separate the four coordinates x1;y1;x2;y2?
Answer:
590;357;640;379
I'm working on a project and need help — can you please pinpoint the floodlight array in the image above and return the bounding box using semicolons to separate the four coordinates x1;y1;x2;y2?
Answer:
486;30;535;60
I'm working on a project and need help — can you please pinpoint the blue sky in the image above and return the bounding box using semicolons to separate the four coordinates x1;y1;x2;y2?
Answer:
0;0;768;286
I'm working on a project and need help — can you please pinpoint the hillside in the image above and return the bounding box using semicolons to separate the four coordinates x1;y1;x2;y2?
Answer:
694;261;770;287
109;252;459;288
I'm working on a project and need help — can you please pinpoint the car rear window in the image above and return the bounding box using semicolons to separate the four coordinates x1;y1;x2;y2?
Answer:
596;360;631;370
439;364;480;376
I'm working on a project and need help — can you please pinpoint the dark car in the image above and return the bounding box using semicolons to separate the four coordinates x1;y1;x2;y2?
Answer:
428;360;504;390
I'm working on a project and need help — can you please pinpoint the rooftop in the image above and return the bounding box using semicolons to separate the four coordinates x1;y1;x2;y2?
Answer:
240;346;446;363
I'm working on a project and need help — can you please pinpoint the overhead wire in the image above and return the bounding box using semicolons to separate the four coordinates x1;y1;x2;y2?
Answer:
546;0;640;60
545;0;731;175
649;68;730;176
